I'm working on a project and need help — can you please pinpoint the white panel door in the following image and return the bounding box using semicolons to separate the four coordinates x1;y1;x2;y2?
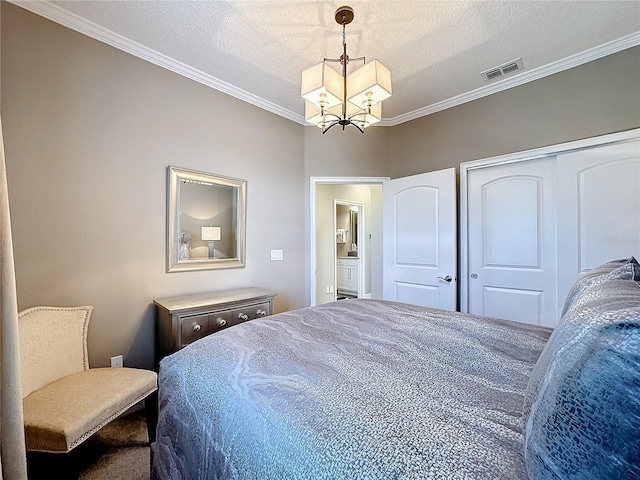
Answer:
467;157;558;327
383;168;457;310
556;140;640;306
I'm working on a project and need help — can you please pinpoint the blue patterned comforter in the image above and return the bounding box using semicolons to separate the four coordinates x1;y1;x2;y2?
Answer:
151;299;551;479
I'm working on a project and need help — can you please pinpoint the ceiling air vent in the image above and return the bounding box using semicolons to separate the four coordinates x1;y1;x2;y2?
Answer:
481;58;524;83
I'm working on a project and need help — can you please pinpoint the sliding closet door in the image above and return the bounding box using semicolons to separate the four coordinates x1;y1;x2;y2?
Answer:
466;157;558;327
556;140;640;306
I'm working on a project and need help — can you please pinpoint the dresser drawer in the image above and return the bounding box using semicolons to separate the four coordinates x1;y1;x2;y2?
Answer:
234;301;271;322
180;313;210;346
208;310;234;334
338;258;358;267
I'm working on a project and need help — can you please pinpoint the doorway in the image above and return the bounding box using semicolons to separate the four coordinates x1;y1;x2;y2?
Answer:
310;171;457;309
310;177;387;306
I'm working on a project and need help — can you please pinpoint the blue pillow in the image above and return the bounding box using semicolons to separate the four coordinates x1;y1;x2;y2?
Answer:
561;257;640;317
523;260;640;480
524;257;640;421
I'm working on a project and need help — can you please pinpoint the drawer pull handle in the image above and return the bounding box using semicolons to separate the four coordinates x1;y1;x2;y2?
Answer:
238;313;249;321
192;323;202;332
215;317;227;327
256;309;267;316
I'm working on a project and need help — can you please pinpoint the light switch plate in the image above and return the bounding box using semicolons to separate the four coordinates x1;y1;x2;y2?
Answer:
270;249;284;261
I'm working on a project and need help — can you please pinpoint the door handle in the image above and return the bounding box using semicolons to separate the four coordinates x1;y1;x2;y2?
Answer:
437;275;453;283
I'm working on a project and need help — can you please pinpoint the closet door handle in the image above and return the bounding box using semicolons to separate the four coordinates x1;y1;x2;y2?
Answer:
437;275;453;283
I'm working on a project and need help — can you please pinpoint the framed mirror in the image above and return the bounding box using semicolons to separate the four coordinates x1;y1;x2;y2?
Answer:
167;166;246;272
350;208;358;252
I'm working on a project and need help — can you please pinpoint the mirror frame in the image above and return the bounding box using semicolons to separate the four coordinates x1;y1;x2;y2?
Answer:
166;166;247;272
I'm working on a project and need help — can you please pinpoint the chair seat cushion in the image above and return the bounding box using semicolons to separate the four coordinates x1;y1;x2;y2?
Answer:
23;367;157;452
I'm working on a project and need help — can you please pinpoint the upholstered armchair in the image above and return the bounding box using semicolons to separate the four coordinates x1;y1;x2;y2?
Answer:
18;306;157;454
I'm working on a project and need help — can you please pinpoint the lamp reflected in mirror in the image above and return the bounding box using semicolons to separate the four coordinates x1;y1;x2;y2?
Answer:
201;226;221;259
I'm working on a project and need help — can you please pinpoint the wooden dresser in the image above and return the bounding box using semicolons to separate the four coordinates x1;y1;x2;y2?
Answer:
154;287;276;362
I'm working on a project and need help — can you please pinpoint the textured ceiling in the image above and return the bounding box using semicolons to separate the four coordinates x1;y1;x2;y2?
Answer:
13;0;640;125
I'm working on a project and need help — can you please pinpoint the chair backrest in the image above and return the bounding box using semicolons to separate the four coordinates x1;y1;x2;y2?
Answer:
18;306;93;398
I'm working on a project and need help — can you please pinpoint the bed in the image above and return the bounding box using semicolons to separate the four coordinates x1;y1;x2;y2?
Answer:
151;258;640;480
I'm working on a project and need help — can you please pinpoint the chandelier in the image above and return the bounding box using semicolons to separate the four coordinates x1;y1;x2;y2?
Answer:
301;6;392;134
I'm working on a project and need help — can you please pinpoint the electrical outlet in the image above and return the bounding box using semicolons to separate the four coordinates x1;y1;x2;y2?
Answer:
110;355;123;368
270;249;284;261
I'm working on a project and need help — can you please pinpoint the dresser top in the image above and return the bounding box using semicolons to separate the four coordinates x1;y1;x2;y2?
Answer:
154;287;276;313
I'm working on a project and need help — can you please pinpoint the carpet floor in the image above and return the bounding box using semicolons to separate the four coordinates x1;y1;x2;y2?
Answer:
27;410;150;480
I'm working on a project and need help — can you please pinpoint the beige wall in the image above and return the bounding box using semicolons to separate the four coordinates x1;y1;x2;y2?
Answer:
304;126;392;179
389;47;640;179
1;4;305;369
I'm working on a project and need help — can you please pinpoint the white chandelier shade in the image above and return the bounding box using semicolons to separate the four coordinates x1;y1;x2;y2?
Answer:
301;62;344;110
347;59;392;109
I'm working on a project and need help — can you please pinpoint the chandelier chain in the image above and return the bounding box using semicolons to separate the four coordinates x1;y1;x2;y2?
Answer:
342;18;346;48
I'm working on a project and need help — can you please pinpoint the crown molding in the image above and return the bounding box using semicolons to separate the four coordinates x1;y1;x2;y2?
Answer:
8;0;307;125
382;30;640;127
10;1;638;128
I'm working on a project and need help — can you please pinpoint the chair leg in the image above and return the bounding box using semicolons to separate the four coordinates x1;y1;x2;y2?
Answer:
145;391;159;476
145;391;158;444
